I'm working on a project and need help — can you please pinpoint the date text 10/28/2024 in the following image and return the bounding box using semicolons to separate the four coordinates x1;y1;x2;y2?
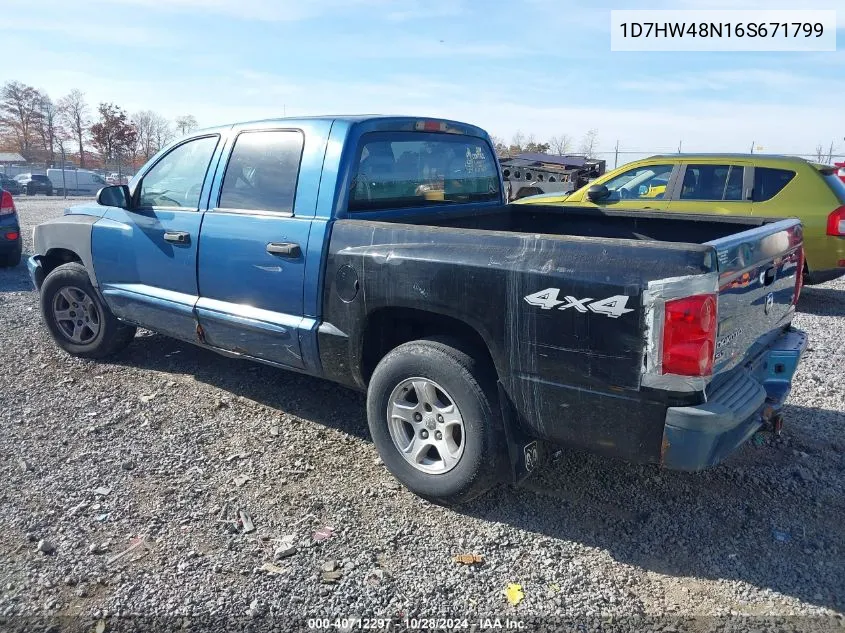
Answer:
308;617;526;630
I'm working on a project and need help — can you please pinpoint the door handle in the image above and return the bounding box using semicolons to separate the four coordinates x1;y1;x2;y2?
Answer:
266;242;301;257
163;231;190;244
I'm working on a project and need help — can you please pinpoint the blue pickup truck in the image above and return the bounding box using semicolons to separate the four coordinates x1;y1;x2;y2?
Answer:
27;115;807;504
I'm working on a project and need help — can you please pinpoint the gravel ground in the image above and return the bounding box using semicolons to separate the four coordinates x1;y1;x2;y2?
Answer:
1;196;843;631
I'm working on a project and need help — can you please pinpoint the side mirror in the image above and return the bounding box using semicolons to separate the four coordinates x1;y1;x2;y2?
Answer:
96;184;131;209
586;184;610;201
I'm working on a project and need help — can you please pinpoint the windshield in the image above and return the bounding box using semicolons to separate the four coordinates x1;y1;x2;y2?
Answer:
349;132;500;211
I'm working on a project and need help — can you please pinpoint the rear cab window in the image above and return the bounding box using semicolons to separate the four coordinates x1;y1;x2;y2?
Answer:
752;167;795;202
348;132;500;211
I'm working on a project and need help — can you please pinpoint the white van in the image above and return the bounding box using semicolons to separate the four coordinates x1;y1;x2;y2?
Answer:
46;169;108;196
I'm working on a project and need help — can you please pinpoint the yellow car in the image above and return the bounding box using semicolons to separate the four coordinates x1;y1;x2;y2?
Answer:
517;155;845;284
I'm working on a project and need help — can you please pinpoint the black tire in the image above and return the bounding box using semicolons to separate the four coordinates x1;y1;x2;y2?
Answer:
366;337;506;505
40;262;136;358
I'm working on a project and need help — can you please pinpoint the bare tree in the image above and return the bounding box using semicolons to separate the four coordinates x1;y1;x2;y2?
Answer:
37;94;62;165
175;114;198;136
523;134;550;154
509;130;525;155
548;134;572;155
579;129;599;158
132;110;156;161
152;113;174;152
0;81;44;159
132;110;174;169
490;135;510;158
814;144;825;163
58;89;91;167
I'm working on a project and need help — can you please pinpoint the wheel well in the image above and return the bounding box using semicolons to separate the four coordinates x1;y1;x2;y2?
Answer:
42;248;82;275
360;308;497;384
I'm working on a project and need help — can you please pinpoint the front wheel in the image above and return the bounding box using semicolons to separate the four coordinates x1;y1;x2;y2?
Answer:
40;262;137;358
366;337;506;505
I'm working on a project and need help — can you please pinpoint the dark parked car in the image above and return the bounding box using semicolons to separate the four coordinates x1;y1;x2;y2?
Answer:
0;189;22;267
17;173;53;196
0;176;22;195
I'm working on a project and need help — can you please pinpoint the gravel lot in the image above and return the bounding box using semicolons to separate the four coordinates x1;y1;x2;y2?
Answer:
1;196;843;631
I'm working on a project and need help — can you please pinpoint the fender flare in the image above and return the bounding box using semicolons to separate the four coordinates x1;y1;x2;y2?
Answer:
32;215;100;288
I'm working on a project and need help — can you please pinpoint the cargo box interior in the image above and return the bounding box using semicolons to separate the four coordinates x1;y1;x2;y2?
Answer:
399;204;776;245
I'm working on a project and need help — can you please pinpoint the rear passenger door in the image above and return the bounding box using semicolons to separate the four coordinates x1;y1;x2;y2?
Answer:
666;162;752;215
195;127;312;369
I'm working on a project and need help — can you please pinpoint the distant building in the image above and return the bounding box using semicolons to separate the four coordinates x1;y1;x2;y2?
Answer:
0;152;27;178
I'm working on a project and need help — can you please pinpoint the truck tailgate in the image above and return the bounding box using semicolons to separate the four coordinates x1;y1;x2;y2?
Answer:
707;218;803;376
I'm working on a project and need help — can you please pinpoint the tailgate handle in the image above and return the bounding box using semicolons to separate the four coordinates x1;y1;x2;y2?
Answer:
762;266;776;286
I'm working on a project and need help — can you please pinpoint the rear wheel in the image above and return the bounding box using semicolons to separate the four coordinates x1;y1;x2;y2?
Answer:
366;337;505;505
40;262;136;358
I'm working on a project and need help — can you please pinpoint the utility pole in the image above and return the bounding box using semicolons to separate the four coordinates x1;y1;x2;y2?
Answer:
828;140;835;163
750;141;755;154
677;140;682;154
60;144;67;199
614;140;619;169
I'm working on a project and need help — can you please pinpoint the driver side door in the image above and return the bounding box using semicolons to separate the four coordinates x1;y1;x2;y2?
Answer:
91;134;222;342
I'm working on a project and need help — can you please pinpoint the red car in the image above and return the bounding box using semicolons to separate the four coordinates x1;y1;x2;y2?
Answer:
835;162;845;184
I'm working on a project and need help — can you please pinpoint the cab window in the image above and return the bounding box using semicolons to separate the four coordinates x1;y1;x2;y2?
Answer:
679;164;744;201
602;164;673;201
349;132;500;211
138;135;219;209
218;130;304;214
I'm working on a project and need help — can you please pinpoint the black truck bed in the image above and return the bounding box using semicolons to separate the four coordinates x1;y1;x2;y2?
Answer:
320;203;802;466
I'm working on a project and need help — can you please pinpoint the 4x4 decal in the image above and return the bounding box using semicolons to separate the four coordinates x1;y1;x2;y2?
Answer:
523;288;634;319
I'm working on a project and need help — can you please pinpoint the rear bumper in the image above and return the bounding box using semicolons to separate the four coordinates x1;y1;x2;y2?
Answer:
661;326;808;471
0;220;20;253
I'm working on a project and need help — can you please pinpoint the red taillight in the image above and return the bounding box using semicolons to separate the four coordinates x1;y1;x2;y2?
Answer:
0;190;15;216
827;206;845;237
662;294;717;377
793;247;804;305
5;231;19;241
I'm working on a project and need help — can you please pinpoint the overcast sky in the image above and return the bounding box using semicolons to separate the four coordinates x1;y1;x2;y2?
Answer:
5;0;844;160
